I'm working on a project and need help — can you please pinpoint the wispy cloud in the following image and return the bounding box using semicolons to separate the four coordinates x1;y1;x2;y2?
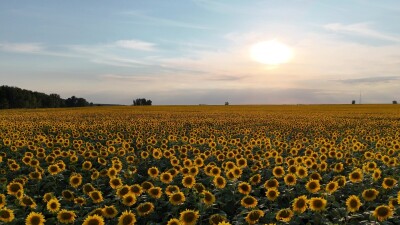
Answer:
120;11;210;30
100;74;154;82
0;42;43;53
334;76;400;84
115;39;156;51
323;23;400;42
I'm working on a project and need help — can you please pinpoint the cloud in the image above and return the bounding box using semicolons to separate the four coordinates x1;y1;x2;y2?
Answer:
334;76;400;84
0;42;43;53
323;23;400;42
115;39;156;51
120;11;210;30
100;74;154;82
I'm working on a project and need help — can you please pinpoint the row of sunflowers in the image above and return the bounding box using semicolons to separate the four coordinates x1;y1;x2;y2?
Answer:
0;105;399;224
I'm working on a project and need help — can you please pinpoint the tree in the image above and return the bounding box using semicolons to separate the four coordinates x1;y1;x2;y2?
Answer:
133;98;152;106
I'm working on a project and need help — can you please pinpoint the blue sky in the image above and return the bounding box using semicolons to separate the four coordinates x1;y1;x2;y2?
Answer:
1;0;400;104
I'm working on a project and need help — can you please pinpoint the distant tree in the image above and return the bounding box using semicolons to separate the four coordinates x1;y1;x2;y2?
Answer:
133;98;152;106
352;100;356;104
0;85;91;109
225;102;229;105
393;100;398;104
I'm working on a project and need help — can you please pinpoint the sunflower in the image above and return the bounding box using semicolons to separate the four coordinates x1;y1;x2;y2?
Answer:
46;198;61;213
118;192;135;206
238;182;252;195
179;209;199;225
48;164;60;175
141;181;154;191
308;197;327;212
74;197;86;206
208;214;227;225
362;189;379;201
240;195;258;208
160;172;173;184
62;190;75;201
325;181;339;194
245;210;264;225
0;208;15;222
348;169;363;183
148;187;163;199
169;192;186;205
217;222;231;225
272;166;285;178
284;174;297;186
296;166;308;178
345;195;361;213
110;177;123;189
83;183;96;195
136;202;155;216
29;171;42;180
89;190;104;203
167;218;181;225
372;169;381;181
20;195;37;209
118;210;136;225
249;174;261;185
276;208;293;222
182;175;196;188
264;179;279;189
69;174;82;189
147;167;159;179
373;205;393;222
57;210;76;224
213;176;226;189
292;195;308;213
202;190;216;206
102;205;118;219
305;180;320;193
43;192;54;202
265;188;280;201
382;177;397;189
7;181;23;196
82;214;105;225
0;194;6;208
25;212;46;225
130;184;143;196
117;185;130;198
165;185;180;195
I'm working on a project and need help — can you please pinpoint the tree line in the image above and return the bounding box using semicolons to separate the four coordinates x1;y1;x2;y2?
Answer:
0;85;91;109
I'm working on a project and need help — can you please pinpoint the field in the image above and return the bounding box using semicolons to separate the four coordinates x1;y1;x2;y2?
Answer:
0;105;399;225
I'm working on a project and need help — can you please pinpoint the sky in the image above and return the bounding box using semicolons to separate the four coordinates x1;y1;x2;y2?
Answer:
1;0;400;105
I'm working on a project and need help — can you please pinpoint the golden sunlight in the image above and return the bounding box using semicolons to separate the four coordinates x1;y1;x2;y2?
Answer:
250;40;293;65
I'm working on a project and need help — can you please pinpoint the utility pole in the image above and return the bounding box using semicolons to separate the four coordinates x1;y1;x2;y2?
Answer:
359;91;362;104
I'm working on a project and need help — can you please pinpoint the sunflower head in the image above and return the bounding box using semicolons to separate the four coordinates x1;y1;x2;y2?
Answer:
238;182;252;195
0;208;15;223
102;205;118;218
118;210;136;225
373;205;393;222
345;195;361;213
136;202;155;216
308;197;327;212
179;209;199;225
292;195;308;213
265;188;280;201
240;195;257;208
245;210;264;225
57;210;76;224
169;192;186;205
276;208;294;222
82;214;105;225
26;212;46;225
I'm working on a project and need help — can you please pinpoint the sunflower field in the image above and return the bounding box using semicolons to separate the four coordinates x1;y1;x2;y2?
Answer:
0;105;399;225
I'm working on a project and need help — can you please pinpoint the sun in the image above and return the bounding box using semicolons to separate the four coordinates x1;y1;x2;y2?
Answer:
250;40;293;65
